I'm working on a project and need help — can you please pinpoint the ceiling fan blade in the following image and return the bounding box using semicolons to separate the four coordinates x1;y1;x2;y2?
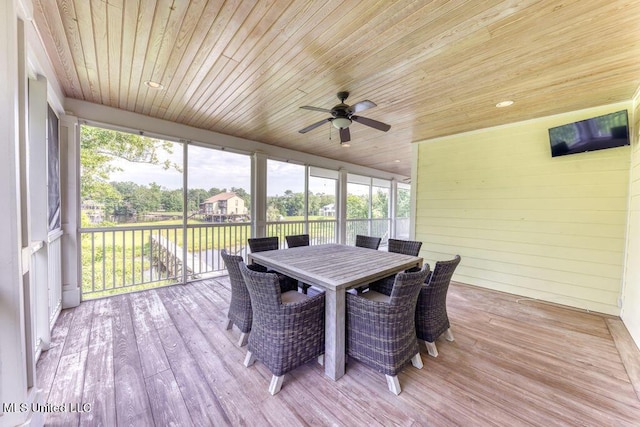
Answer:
352;115;391;132
300;106;332;113
340;127;351;143
298;118;331;133
350;100;376;113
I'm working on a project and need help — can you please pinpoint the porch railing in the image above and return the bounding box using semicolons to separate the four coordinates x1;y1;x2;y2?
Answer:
266;219;337;247
80;217;406;299
395;217;410;240
80;222;252;299
345;218;391;246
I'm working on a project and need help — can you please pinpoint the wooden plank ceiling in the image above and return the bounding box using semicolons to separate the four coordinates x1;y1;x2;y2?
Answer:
32;0;640;177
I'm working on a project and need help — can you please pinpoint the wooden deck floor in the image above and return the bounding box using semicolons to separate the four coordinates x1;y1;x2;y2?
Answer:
37;277;640;426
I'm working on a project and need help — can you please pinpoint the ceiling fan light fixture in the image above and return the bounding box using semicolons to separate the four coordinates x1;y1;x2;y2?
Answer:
341;141;351;147
332;117;351;129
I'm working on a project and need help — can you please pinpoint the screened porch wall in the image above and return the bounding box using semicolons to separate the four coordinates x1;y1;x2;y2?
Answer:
70;99;411;300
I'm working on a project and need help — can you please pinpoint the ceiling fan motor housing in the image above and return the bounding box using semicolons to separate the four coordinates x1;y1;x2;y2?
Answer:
331;104;351;118
331;92;352;128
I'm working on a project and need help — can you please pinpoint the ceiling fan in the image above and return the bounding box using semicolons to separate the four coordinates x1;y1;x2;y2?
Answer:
298;91;391;144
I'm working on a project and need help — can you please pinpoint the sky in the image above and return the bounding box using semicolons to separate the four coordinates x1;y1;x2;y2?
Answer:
108;142;333;196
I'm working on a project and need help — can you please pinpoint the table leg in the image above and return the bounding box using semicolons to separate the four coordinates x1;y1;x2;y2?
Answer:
324;287;346;380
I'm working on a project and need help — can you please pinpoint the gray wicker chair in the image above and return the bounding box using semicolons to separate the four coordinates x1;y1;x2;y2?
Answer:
285;234;310;248
346;264;431;395
388;238;422;257
247;237;298;293
221;250;253;347
355;234;381;250
247;236;279;272
239;262;325;395
415;255;461;358
221;250;300;346
285;234;312;293
368;239;423;295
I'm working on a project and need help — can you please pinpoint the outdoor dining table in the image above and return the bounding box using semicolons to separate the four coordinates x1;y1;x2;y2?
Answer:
248;243;423;381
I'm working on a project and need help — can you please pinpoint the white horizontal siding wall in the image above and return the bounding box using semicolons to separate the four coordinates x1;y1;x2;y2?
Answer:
622;94;640;345
415;103;632;315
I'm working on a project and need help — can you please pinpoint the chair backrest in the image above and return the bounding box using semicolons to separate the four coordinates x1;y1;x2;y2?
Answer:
285;234;310;248
422;255;461;304
221;249;246;290
221;249;252;331
238;261;283;315
387;238;422;257
415;255;461;342
389;264;431;307
355;234;381;250
248;236;279;253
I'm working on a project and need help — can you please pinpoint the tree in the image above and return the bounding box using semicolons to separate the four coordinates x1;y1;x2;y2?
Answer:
208;187;223;196
372;189;389;219
346;194;368;219
111;181;140;217
397;188;411;217
187;188;210;212
283;191;304;216
80;125;180;205
161;189;183;212
267;204;281;221
267;190;305;218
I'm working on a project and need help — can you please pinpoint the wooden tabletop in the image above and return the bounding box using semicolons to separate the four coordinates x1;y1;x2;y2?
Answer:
248;244;423;290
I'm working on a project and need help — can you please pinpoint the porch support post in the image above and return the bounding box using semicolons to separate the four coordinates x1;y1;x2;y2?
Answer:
337;168;347;244
390;178;397;238
410;143;419;240
252;151;267;238
303;165;309;234
61;114;81;308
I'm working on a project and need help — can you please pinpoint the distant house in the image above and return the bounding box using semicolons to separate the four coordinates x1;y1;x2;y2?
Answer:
81;200;105;224
200;192;246;217
319;203;335;217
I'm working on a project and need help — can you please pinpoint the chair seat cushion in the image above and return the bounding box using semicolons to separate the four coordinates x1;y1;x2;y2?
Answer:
281;290;309;304
360;290;390;303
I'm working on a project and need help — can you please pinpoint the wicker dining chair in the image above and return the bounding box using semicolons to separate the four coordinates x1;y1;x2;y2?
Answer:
248;236;280;253
285;234;310;248
388;238;422;257
239;262;325;395
415;255;461;358
285;234;312;294
346;264;431;395
220;250;253;347
247;237;298;293
247;236;279;272
368;238;423;295
355;234;382;250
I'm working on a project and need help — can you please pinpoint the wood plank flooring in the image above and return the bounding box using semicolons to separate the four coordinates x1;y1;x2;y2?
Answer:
36;278;640;426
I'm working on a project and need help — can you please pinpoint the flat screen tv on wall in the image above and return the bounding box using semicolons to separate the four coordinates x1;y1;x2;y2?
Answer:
548;110;630;157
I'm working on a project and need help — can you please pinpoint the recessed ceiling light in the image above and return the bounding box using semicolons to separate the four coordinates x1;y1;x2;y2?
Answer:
496;100;514;108
394;159;401;163
144;80;164;90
